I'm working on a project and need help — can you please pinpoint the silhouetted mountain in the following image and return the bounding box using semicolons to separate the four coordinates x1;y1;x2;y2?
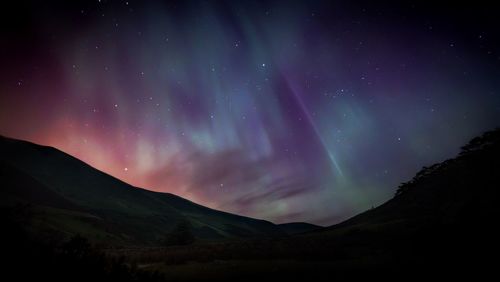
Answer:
2;129;499;280
326;128;500;231
0;135;285;245
291;128;500;276
100;128;500;279
277;222;322;235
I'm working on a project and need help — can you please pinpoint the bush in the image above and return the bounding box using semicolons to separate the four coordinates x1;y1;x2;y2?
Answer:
162;219;195;246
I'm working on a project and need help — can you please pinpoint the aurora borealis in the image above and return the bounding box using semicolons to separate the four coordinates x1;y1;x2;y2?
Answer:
1;0;500;225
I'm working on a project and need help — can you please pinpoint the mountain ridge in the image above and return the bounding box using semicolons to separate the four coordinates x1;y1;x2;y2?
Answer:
318;128;500;236
277;222;322;235
2;129;500;279
0;135;289;245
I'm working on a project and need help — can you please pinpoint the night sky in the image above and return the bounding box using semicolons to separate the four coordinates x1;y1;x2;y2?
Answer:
1;0;500;225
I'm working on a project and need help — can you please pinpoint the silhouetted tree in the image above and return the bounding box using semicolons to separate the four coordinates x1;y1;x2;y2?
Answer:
62;234;92;258
397;128;500;197
460;128;500;155
162;219;195;246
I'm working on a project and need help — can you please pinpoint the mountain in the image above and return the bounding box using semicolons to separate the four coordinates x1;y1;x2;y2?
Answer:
289;128;500;274
325;128;500;232
2;130;500;280
277;222;322;235
0;135;285;246
90;128;500;279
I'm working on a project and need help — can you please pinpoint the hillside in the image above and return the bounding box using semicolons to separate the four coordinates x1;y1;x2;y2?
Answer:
325;128;500;231
0;136;285;245
2;129;500;280
285;128;500;274
108;129;500;279
277;222;322;235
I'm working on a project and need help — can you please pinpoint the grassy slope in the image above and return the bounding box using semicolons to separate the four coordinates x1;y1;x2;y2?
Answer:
0;136;284;245
277;222;322;235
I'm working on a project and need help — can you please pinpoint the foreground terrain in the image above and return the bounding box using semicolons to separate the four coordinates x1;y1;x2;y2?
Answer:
2;129;500;280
